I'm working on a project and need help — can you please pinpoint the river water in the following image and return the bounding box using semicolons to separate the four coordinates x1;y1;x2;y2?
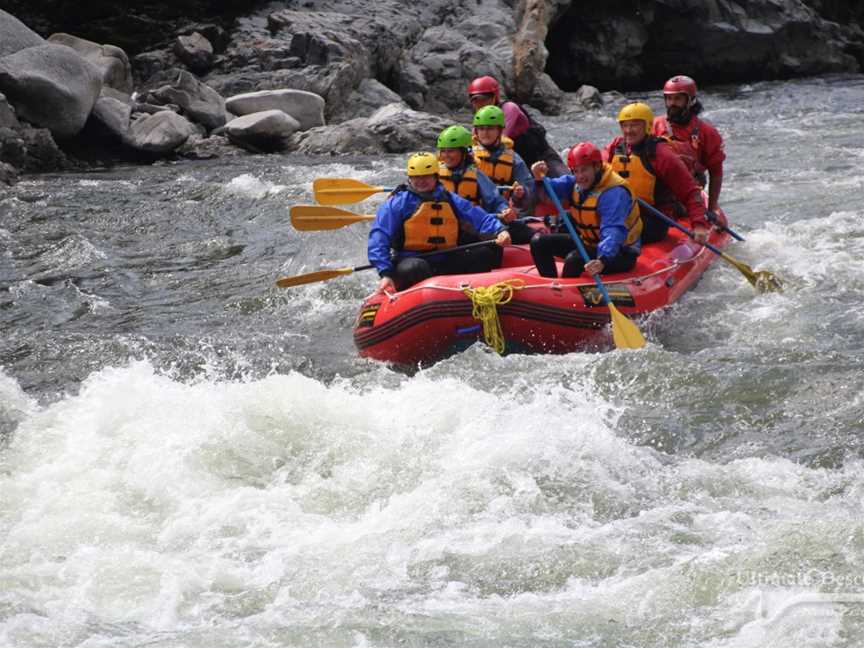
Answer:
1;76;863;647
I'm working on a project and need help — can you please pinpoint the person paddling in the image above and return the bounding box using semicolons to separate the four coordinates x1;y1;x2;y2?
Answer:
436;125;508;215
369;153;511;294
468;75;567;177
471;105;537;243
652;75;726;213
529;142;642;279
604;102;713;244
436;124;525;255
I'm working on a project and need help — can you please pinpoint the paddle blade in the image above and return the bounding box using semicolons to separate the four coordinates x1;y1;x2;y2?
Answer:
608;303;646;349
290;205;375;231
275;267;355;288
754;271;783;293
720;252;783;293
313;178;386;205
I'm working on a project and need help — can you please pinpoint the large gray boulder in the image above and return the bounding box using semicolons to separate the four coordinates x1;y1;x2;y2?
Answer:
207;2;431;120
206;9;370;121
148;70;226;130
225;89;325;130
365;103;452;153
90;95;131;140
124;111;196;153
47;33;133;94
576;84;603;108
396;16;514;113
173;32;213;74
287;117;380;155
287;102;452;155
0;9;44;58
332;78;406;122
225;109;300;151
0;43;102;138
211;1;519;116
527;72;565;115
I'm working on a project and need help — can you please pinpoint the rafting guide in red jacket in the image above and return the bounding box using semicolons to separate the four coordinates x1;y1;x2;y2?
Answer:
652;75;726;212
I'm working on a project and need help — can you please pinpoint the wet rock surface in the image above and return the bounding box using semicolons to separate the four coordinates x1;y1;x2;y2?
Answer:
0;1;861;182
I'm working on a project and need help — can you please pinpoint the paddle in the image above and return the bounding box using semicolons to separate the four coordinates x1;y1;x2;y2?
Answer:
292;203;545;232
312;178;393;205
314;177;515;205
290;205;375;231
706;209;745;242
636;199;783;292
541;177;646;350
275;240;498;289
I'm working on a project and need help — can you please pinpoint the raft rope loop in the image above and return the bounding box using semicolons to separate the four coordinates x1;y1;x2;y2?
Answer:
462;279;525;355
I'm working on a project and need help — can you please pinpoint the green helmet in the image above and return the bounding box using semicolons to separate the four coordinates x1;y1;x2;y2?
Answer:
436;125;472;149
473;105;505;127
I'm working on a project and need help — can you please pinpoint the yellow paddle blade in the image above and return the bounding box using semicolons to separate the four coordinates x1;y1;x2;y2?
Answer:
290;205;375;231
719;252;783;293
313;178;388;205
608;303;646;349
275;267;355;288
754;271;784;293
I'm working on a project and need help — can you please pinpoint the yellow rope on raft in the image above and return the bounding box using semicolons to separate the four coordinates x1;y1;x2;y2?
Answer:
462;279;524;355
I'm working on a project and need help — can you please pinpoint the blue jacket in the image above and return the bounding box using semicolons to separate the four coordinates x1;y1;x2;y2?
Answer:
543;175;640;260
475;167;508;214
476;143;535;216
368;184;506;277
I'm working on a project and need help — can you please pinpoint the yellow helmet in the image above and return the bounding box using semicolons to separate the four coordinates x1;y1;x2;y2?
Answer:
406;152;439;177
617;102;654;134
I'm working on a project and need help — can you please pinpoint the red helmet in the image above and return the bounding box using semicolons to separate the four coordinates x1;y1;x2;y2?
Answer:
663;75;697;99
467;76;500;103
567;142;602;169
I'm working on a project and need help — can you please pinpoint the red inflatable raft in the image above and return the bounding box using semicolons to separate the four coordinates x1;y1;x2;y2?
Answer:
353;220;731;364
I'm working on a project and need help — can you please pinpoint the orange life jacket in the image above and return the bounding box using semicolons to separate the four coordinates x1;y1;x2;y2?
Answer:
439;165;480;205
402;198;460;251
473;145;515;186
569;163;642;247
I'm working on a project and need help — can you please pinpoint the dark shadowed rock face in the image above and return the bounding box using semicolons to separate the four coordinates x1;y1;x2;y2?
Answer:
802;0;864;24
545;0;863;91
0;0;265;54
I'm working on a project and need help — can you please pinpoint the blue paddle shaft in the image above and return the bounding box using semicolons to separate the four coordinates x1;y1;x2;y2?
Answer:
635;198;728;257
706;210;744;241
541;176;614;308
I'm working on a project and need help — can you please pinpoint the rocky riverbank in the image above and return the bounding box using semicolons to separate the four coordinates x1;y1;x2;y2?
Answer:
1;0;862;184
